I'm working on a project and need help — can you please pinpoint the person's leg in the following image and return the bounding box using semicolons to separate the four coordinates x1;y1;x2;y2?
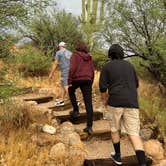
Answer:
108;107;123;165
61;85;68;101
129;135;146;166
68;83;79;113
80;81;93;132
123;108;147;166
111;131;121;154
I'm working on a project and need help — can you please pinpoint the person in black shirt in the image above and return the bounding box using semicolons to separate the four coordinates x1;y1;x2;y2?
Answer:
99;44;146;166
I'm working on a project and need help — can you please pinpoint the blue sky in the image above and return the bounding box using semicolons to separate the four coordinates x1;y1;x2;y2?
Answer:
57;0;82;16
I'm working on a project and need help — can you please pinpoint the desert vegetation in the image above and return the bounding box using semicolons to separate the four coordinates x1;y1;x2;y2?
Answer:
0;0;166;165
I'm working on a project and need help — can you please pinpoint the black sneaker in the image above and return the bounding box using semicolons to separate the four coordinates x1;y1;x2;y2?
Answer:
111;152;122;165
83;127;93;135
69;111;80;118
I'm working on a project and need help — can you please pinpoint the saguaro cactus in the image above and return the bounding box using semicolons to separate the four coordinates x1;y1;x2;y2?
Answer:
81;0;105;51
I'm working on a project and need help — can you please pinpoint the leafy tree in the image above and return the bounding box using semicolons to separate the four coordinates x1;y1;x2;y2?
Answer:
0;0;56;31
22;10;83;54
103;0;166;86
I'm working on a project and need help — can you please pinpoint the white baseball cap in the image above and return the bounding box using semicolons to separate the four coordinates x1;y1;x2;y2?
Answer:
58;42;66;47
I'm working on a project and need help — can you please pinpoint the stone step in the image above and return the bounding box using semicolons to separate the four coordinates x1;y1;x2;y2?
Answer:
24;96;53;104
54;112;103;124
84;155;152;166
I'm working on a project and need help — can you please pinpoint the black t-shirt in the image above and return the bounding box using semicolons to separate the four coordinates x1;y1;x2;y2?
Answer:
99;59;139;108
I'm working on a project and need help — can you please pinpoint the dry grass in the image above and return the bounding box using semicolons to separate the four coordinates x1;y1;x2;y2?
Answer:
1;62;166;165
0;129;50;166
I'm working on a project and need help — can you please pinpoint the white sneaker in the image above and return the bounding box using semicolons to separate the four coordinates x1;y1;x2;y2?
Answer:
55;101;65;106
77;101;81;106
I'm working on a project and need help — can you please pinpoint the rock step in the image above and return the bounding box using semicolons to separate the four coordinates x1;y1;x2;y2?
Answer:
84;155;152;166
74;120;112;140
24;96;53;104
54;112;103;124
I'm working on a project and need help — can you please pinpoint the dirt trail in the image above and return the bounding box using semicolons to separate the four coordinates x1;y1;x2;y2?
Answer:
17;92;136;160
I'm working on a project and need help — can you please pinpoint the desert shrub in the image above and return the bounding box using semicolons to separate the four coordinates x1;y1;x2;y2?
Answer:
139;97;166;141
0;67;21;100
0;100;31;129
92;50;108;70
0;36;13;58
12;46;52;76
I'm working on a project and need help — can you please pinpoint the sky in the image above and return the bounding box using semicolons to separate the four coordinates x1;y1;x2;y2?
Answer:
57;0;82;16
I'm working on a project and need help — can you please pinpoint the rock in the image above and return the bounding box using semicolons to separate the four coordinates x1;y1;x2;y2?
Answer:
31;133;57;146
153;160;166;166
144;139;164;160
69;146;87;166
51;119;58;127
140;128;153;140
25;106;50;124
68;132;84;148
38;88;53;94
60;122;75;135
50;143;68;160
42;124;56;135
26;101;38;106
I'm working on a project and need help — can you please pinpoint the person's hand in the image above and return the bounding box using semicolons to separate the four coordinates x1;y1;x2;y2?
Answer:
102;100;108;108
68;84;72;87
48;74;53;80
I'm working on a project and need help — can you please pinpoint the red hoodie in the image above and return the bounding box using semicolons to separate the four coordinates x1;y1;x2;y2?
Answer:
68;51;94;85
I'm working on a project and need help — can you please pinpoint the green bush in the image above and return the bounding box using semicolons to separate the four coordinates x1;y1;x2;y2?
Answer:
0;36;12;58
139;97;166;140
0;67;20;100
12;46;52;76
92;50;108;70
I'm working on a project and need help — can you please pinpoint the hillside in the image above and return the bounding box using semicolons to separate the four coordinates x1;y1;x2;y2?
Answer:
0;62;166;165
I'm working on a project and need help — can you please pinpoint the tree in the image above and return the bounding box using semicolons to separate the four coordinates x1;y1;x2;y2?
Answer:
103;0;166;86
22;10;83;54
81;0;105;51
0;0;56;32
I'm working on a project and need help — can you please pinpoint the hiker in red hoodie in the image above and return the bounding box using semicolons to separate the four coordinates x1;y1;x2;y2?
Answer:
68;41;94;134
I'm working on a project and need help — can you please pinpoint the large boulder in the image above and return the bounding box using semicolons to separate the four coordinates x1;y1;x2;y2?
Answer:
59;122;75;135
69;146;87;166
50;143;68;160
68;132;84;149
144;139;164;160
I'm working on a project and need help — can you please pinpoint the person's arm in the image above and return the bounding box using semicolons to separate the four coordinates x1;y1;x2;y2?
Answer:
134;68;139;88
91;60;95;83
99;66;108;106
49;60;58;79
68;54;77;85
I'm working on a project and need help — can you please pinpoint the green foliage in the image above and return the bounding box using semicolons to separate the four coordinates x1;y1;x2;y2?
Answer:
0;67;20;100
0;0;56;31
11;46;52;76
139;97;166;139
0;36;13;58
92;50;108;69
22;10;83;53
103;0;166;86
0;100;31;129
0;82;20;100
